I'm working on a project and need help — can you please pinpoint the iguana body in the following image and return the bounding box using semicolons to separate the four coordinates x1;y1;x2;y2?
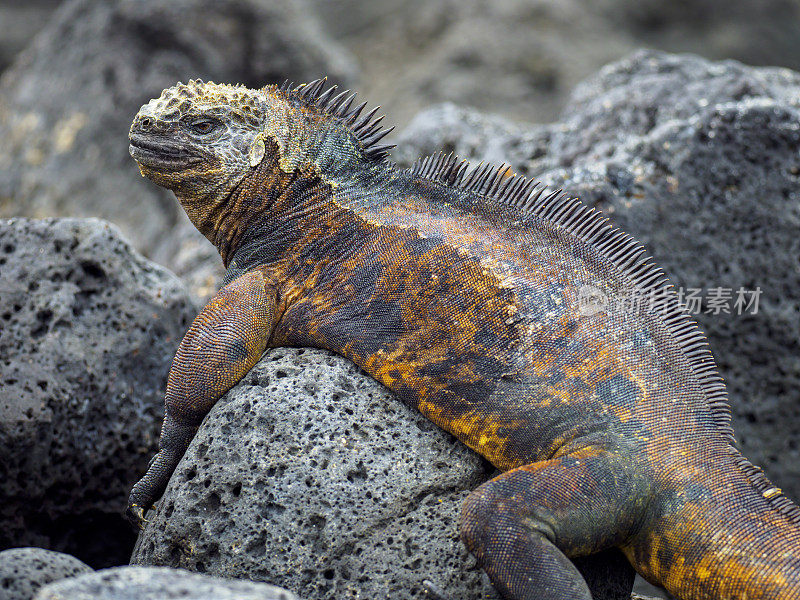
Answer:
128;79;800;600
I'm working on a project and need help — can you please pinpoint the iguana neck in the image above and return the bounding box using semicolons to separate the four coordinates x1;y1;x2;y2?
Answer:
184;137;394;273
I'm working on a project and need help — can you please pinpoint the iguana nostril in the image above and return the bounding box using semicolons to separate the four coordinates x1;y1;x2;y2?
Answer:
140;116;152;128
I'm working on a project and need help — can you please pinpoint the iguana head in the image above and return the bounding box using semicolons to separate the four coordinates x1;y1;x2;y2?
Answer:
130;79;395;241
129;79;267;203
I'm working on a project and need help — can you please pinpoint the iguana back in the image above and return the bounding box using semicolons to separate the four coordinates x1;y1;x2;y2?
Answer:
127;78;800;599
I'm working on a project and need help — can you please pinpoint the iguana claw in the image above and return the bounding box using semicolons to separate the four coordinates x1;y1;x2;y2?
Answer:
126;503;148;530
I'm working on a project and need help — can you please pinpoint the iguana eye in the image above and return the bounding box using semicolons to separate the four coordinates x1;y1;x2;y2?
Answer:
189;119;218;135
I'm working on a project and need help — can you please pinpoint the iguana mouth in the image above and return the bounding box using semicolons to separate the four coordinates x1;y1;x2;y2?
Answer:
129;134;202;171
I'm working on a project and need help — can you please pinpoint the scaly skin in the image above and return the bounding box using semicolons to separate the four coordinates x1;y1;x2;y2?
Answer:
128;79;800;599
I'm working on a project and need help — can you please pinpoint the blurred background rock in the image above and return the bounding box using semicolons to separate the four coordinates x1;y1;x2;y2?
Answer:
5;0;800;122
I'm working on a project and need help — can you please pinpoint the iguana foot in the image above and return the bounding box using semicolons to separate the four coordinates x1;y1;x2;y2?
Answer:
422;579;453;600
126;503;149;530
126;433;195;531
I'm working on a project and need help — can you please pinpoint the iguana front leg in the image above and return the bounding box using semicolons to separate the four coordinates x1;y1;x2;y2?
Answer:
127;269;277;526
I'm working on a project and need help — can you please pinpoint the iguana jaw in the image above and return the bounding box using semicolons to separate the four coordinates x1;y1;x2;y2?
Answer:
129;133;203;173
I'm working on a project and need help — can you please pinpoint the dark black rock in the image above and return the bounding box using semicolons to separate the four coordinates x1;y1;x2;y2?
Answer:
395;50;800;506
33;566;299;600
574;549;637;600
0;548;92;600
0;0;356;292
0;218;196;568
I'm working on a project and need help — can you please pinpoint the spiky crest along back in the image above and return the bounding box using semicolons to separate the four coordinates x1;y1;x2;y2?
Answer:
410;152;800;524
277;78;396;161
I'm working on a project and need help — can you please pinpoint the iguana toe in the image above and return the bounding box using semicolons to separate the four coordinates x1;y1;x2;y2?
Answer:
126;503;148;530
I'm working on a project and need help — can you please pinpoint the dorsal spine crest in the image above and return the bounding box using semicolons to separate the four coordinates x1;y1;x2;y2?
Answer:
277;78;396;162
409;150;799;523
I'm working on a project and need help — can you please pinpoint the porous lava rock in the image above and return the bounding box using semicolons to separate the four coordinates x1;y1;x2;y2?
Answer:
0;218;195;567
130;346;637;599
131;347;499;600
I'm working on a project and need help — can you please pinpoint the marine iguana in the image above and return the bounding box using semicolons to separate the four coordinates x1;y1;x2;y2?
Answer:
127;78;800;600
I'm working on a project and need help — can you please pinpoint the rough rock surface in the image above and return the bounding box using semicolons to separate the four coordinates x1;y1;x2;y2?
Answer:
33;566;298;600
130;347;499;600
392;102;548;170
130;347;637;599
392;102;548;169
0;0;356;290
0;218;196;568
395;50;800;506
0;548;93;600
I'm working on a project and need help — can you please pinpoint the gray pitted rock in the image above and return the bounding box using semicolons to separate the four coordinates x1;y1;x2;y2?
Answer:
130;347;634;599
0;218;196;568
131;347;500;600
532;49;800;174
0;0;356;296
33;566;298;600
395;49;800;505
0;548;93;600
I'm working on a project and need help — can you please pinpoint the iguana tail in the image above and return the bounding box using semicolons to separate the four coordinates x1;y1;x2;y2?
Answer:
624;449;800;599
